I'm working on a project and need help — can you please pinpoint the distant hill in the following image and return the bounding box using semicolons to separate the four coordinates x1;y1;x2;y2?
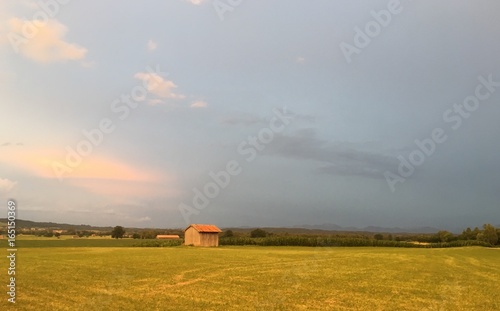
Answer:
293;223;440;234
224;225;441;235
0;218;183;232
0;219;484;234
0;218;114;231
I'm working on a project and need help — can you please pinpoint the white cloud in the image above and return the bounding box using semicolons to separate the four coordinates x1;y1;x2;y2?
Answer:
134;72;185;99
0;178;17;193
147;39;157;51
7;18;87;64
148;99;164;106
190;100;208;108
186;0;206;5
296;56;306;64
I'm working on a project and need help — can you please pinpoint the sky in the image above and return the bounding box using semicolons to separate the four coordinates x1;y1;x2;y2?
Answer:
1;0;499;230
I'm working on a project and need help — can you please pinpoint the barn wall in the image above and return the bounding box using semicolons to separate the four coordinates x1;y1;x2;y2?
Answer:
200;233;219;247
184;227;201;246
184;227;220;246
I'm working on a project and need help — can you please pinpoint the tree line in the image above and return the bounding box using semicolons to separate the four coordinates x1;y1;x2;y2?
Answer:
219;224;500;247
4;223;498;248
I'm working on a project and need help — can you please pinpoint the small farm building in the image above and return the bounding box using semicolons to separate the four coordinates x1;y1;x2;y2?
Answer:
156;235;180;240
184;224;222;247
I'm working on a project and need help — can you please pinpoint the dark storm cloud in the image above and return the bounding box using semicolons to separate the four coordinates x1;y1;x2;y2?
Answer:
266;128;397;179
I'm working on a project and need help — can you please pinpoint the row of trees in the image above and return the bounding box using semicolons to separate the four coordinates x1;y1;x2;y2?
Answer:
370;225;499;245
220;224;500;246
427;224;499;245
28;229;101;238
113;227;185;239
221;229;269;238
219;236;490;248
458;224;499;245
5;223;498;246
11;226;184;240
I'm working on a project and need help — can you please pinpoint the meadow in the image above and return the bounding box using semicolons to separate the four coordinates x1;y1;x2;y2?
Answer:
0;240;499;310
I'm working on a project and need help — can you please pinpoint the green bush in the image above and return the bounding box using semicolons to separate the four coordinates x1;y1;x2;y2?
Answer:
222;230;234;238
250;229;268;238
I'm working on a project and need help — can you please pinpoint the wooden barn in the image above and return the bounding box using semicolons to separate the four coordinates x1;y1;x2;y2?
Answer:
184;224;221;247
156;235;180;240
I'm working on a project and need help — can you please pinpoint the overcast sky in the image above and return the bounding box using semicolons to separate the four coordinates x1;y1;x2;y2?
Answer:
1;0;499;230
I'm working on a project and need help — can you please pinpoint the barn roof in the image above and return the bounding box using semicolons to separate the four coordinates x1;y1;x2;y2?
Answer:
156;235;180;239
185;224;222;233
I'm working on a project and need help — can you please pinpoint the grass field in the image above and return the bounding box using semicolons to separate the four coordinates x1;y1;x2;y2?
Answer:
1;242;499;310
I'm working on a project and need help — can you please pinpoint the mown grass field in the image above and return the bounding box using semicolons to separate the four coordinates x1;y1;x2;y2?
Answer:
0;241;499;310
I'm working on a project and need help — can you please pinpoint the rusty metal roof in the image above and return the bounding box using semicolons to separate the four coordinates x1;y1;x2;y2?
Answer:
156;235;180;239
185;224;222;233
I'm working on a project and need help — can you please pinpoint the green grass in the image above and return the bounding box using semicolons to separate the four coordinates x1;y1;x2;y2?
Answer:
1;246;499;310
4;238;144;248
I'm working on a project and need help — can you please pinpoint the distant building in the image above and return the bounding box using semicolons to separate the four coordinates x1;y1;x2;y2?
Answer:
156;235;180;240
184;224;221;247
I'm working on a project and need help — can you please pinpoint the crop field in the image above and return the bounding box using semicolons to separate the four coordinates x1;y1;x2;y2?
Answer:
1;242;499;310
